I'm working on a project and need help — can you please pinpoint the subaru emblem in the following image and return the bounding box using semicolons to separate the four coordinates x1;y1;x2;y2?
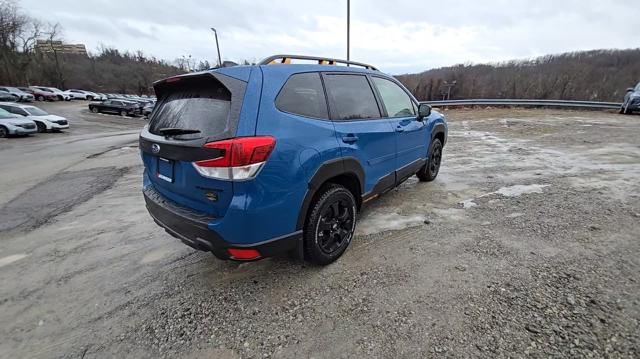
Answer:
151;143;160;154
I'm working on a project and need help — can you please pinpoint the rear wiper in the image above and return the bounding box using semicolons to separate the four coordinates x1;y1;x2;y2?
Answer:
158;128;201;136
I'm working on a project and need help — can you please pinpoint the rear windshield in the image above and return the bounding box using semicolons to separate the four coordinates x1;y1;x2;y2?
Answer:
149;76;232;140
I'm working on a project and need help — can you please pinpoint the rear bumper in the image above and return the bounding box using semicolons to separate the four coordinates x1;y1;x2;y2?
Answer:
143;185;301;260
625;102;640;110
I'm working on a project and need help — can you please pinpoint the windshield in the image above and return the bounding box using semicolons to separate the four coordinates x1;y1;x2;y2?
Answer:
25;107;48;116
635;83;640;92
0;108;16;118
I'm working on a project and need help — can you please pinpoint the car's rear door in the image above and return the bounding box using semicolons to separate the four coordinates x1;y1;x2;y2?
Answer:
371;76;427;183
139;72;247;217
322;73;396;195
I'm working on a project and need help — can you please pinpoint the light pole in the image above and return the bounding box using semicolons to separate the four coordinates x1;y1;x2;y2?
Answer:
210;27;222;67
346;0;350;62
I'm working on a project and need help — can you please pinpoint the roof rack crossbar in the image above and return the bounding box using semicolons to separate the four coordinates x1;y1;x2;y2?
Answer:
259;54;378;71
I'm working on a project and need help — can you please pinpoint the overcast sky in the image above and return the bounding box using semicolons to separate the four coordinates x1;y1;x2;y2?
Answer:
20;0;640;74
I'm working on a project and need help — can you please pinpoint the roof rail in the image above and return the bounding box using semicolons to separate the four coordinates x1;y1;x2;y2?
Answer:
258;54;378;71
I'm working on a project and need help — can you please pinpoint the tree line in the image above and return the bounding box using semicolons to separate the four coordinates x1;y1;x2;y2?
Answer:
396;49;640;102
0;0;184;94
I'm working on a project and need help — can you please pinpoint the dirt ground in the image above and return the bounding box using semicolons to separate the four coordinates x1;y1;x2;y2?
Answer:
0;103;639;358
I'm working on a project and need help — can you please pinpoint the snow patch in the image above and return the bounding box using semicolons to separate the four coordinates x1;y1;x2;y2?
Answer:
460;199;478;209
459;184;549;209
357;212;425;236
495;184;549;197
0;253;28;268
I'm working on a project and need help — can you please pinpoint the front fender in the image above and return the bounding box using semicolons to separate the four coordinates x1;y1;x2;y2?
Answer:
425;110;448;146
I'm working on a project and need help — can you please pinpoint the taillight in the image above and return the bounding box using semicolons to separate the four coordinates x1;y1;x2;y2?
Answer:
192;136;276;180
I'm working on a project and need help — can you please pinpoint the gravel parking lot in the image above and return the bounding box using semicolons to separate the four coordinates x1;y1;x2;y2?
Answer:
0;103;638;358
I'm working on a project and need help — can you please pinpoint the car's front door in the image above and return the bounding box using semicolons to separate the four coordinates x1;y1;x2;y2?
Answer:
322;73;397;195
371;76;428;183
109;101;122;113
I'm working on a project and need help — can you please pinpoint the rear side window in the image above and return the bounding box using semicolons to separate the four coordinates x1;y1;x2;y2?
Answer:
323;74;380;121
149;76;232;139
276;72;328;119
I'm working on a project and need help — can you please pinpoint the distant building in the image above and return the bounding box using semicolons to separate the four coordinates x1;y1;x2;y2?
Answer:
35;40;87;55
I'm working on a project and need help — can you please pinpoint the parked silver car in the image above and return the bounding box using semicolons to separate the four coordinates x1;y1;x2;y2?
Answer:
0;86;34;102
0;108;37;137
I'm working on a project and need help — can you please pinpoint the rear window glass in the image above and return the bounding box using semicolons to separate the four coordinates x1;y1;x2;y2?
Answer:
276;72;328;119
323;74;380;121
149;77;231;139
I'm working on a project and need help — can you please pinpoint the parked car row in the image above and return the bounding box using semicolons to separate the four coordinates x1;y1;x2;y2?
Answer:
0;85;157;103
0;102;69;138
88;95;156;117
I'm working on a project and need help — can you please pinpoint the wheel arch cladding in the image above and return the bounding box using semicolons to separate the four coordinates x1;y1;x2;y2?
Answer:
296;157;364;230
432;122;446;146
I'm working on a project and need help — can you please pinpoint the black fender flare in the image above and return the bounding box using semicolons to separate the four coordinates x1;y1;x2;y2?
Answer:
431;122;447;146
295;157;364;230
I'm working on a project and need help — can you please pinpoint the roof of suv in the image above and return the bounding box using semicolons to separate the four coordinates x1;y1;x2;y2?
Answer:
212;63;379;83
159;55;383;84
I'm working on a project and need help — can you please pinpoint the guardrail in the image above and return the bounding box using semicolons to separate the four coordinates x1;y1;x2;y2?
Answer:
422;99;622;110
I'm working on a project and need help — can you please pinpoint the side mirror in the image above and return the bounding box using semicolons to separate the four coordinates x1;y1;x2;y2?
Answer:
626;88;634;92
417;103;431;121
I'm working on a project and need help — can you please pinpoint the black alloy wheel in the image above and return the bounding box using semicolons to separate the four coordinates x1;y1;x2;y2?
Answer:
417;138;443;182
303;184;357;265
36;121;46;133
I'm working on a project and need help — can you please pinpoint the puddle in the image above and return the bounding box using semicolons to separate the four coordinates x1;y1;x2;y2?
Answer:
0;253;29;268
357;211;425;236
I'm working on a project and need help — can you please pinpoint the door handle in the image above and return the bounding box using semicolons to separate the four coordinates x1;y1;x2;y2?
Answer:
342;134;359;143
395;126;405;132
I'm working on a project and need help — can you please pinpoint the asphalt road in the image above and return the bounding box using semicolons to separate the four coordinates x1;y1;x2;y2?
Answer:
0;102;638;358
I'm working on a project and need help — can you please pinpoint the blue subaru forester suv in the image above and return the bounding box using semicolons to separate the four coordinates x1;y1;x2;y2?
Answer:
140;55;447;265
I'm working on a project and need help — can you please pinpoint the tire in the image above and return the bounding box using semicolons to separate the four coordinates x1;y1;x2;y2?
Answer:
0;126;8;138
91;107;99;113
36;121;46;133
37;95;45;101
120;110;127;117
417;138;443;182
303;184;357;265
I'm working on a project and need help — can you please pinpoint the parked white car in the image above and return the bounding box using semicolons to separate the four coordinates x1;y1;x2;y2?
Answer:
0;108;37;137
64;89;98;100
0;103;69;132
34;87;71;101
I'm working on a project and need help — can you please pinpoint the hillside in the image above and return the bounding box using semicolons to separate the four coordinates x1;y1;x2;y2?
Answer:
396;49;640;102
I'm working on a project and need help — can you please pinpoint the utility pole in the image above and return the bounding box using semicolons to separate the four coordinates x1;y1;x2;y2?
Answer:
442;80;457;100
347;0;350;62
210;28;222;67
